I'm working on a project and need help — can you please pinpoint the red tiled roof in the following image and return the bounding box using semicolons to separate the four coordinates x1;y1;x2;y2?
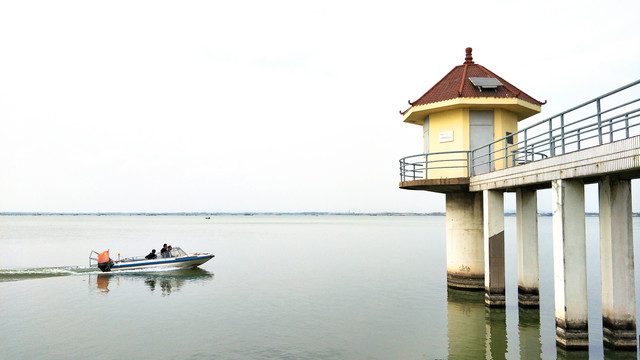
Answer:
402;48;544;114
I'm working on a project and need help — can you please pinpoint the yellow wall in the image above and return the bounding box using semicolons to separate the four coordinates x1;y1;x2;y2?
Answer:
492;109;519;170
426;109;470;178
421;107;521;178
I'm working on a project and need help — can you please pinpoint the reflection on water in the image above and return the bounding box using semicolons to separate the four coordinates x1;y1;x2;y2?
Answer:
556;347;590;360
447;290;639;359
96;273;111;293
447;288;510;358
447;289;489;358
90;268;214;296
518;307;542;358
601;348;639;360
486;307;507;359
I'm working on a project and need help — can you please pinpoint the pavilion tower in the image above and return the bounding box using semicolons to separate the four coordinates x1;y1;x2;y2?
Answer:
400;48;544;300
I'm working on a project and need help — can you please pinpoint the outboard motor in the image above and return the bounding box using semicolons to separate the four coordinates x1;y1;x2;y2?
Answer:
97;250;114;272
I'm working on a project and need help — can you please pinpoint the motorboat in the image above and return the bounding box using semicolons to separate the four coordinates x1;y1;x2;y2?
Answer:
89;247;214;272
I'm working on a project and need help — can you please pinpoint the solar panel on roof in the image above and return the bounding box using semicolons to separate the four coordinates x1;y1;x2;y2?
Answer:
469;77;503;91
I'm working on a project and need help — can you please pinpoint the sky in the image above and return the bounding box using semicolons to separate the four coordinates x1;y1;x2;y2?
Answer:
0;0;639;213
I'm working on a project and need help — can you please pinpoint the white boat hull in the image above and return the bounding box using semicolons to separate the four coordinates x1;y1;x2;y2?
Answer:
110;254;214;271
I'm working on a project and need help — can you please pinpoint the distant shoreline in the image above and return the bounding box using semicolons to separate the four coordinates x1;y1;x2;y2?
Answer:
1;212;638;217
0;212;445;216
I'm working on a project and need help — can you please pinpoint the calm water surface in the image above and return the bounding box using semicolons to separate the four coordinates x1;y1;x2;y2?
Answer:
1;215;639;359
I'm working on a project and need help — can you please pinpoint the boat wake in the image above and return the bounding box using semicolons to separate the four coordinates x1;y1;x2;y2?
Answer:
0;266;214;283
0;266;101;282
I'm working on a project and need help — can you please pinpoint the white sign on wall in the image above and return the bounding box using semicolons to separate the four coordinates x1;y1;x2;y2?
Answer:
439;131;454;143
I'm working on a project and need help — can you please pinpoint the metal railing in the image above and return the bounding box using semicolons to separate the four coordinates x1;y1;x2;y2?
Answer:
399;79;640;181
400;151;470;181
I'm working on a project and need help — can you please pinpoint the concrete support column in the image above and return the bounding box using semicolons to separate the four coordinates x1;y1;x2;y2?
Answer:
599;177;636;350
552;179;588;349
446;192;484;290
484;190;505;307
516;188;540;308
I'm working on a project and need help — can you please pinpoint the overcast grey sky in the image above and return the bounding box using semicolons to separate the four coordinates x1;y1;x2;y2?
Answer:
1;0;639;213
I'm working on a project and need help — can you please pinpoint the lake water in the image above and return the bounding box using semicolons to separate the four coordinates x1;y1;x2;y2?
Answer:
1;215;639;359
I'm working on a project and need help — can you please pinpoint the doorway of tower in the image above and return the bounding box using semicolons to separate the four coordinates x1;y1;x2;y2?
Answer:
470;110;494;175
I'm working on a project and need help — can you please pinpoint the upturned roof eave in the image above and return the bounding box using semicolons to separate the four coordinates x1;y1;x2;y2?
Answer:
402;97;542;125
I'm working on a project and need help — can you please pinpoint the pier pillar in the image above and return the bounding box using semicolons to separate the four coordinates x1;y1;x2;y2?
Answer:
599;177;636;350
446;192;484;290
484;190;505;306
516;188;540;308
552;179;588;349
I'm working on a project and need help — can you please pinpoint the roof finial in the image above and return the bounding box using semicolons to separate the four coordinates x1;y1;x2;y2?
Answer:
464;47;473;64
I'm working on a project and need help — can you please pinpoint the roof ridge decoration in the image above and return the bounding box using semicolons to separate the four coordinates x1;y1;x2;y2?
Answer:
459;63;468;96
464;47;474;64
400;47;545;115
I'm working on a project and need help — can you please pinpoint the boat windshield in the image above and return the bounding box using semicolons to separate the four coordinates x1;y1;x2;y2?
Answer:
170;247;188;257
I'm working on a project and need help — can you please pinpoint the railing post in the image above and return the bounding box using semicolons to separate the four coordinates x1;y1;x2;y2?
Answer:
625;114;630;138
523;129;528;163
489;143;494;172
467;152;471;177
560;114;565;154
609;115;614;143
549;118;555;157
577;129;581;150
597;98;603;145
470;150;475;176
424;153;428;180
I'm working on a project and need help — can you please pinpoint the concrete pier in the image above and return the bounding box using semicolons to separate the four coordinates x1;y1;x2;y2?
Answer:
446;192;484;290
483;190;505;306
516;188;540;308
599;177;637;350
552;179;588;349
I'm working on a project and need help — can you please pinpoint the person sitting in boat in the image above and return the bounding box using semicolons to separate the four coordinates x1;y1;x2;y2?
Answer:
166;245;173;258
145;249;157;260
160;244;168;258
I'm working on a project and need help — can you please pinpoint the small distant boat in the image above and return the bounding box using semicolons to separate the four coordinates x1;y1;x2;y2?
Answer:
89;247;214;272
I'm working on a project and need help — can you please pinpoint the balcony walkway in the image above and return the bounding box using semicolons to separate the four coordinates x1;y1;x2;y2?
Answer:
399;79;640;191
470;135;640;192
